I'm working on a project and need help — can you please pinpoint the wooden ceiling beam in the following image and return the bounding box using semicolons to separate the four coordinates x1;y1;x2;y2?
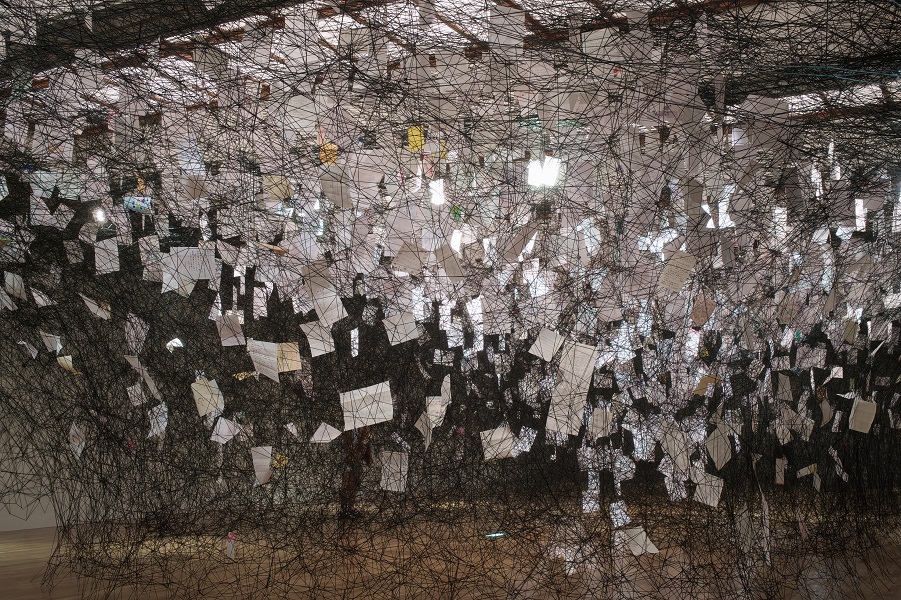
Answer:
792;100;901;124
6;0;899;103
493;0;551;37
649;0;779;25
433;13;488;51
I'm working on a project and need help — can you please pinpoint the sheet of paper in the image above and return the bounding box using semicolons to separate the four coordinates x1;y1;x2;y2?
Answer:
547;341;597;437
408;126;424;152
436;244;465;282
828;447;849;481
217;313;246;346
528;327;564;361
340;381;393;430
661;423;690;473
849;397;877;433
0;287;16;311
557;341;597;386
277;342;303;372
778;402;810;439
79;293;111;319
391;241;425;275
480;424;515;460
57;355;81;374
797;464;817;478
301;320;335;357
820;398;833;427
842;320;859;344
94;237;120;274
690;294;716;327
4;271;26;300
312;290;347;326
251;446;273;485
211;417;242;444
705;427;731;470
139;235;162;282
416;375;452;449
383;312;420;345
263;175;292;201
310;422;342;443
589;409;614;440
320;169;352;209
252;286;270;319
379;451;409;492
694;471;724;508
147;403;168;438
31;288;53;307
499;225;537;261
30;195;54;226
658;251;696;292
247;339;279;382
692;374;721;396
128;382;147;407
415;411;433;450
162;268;197;296
192;378;225;417
616;527;659;556
78;221;100;246
546;384;587;437
302;260;334;295
18;340;37;358
124;355;162;400
40;331;62;354
69;423;86;458
775;457;787;485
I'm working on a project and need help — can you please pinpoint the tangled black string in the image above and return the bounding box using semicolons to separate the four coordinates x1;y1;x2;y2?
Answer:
1;1;901;598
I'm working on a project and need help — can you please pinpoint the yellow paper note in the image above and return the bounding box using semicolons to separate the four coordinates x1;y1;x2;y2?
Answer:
319;142;338;165
408;126;424;153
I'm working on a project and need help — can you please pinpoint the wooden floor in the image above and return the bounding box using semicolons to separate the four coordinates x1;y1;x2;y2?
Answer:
1;525;900;600
0;528;80;600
